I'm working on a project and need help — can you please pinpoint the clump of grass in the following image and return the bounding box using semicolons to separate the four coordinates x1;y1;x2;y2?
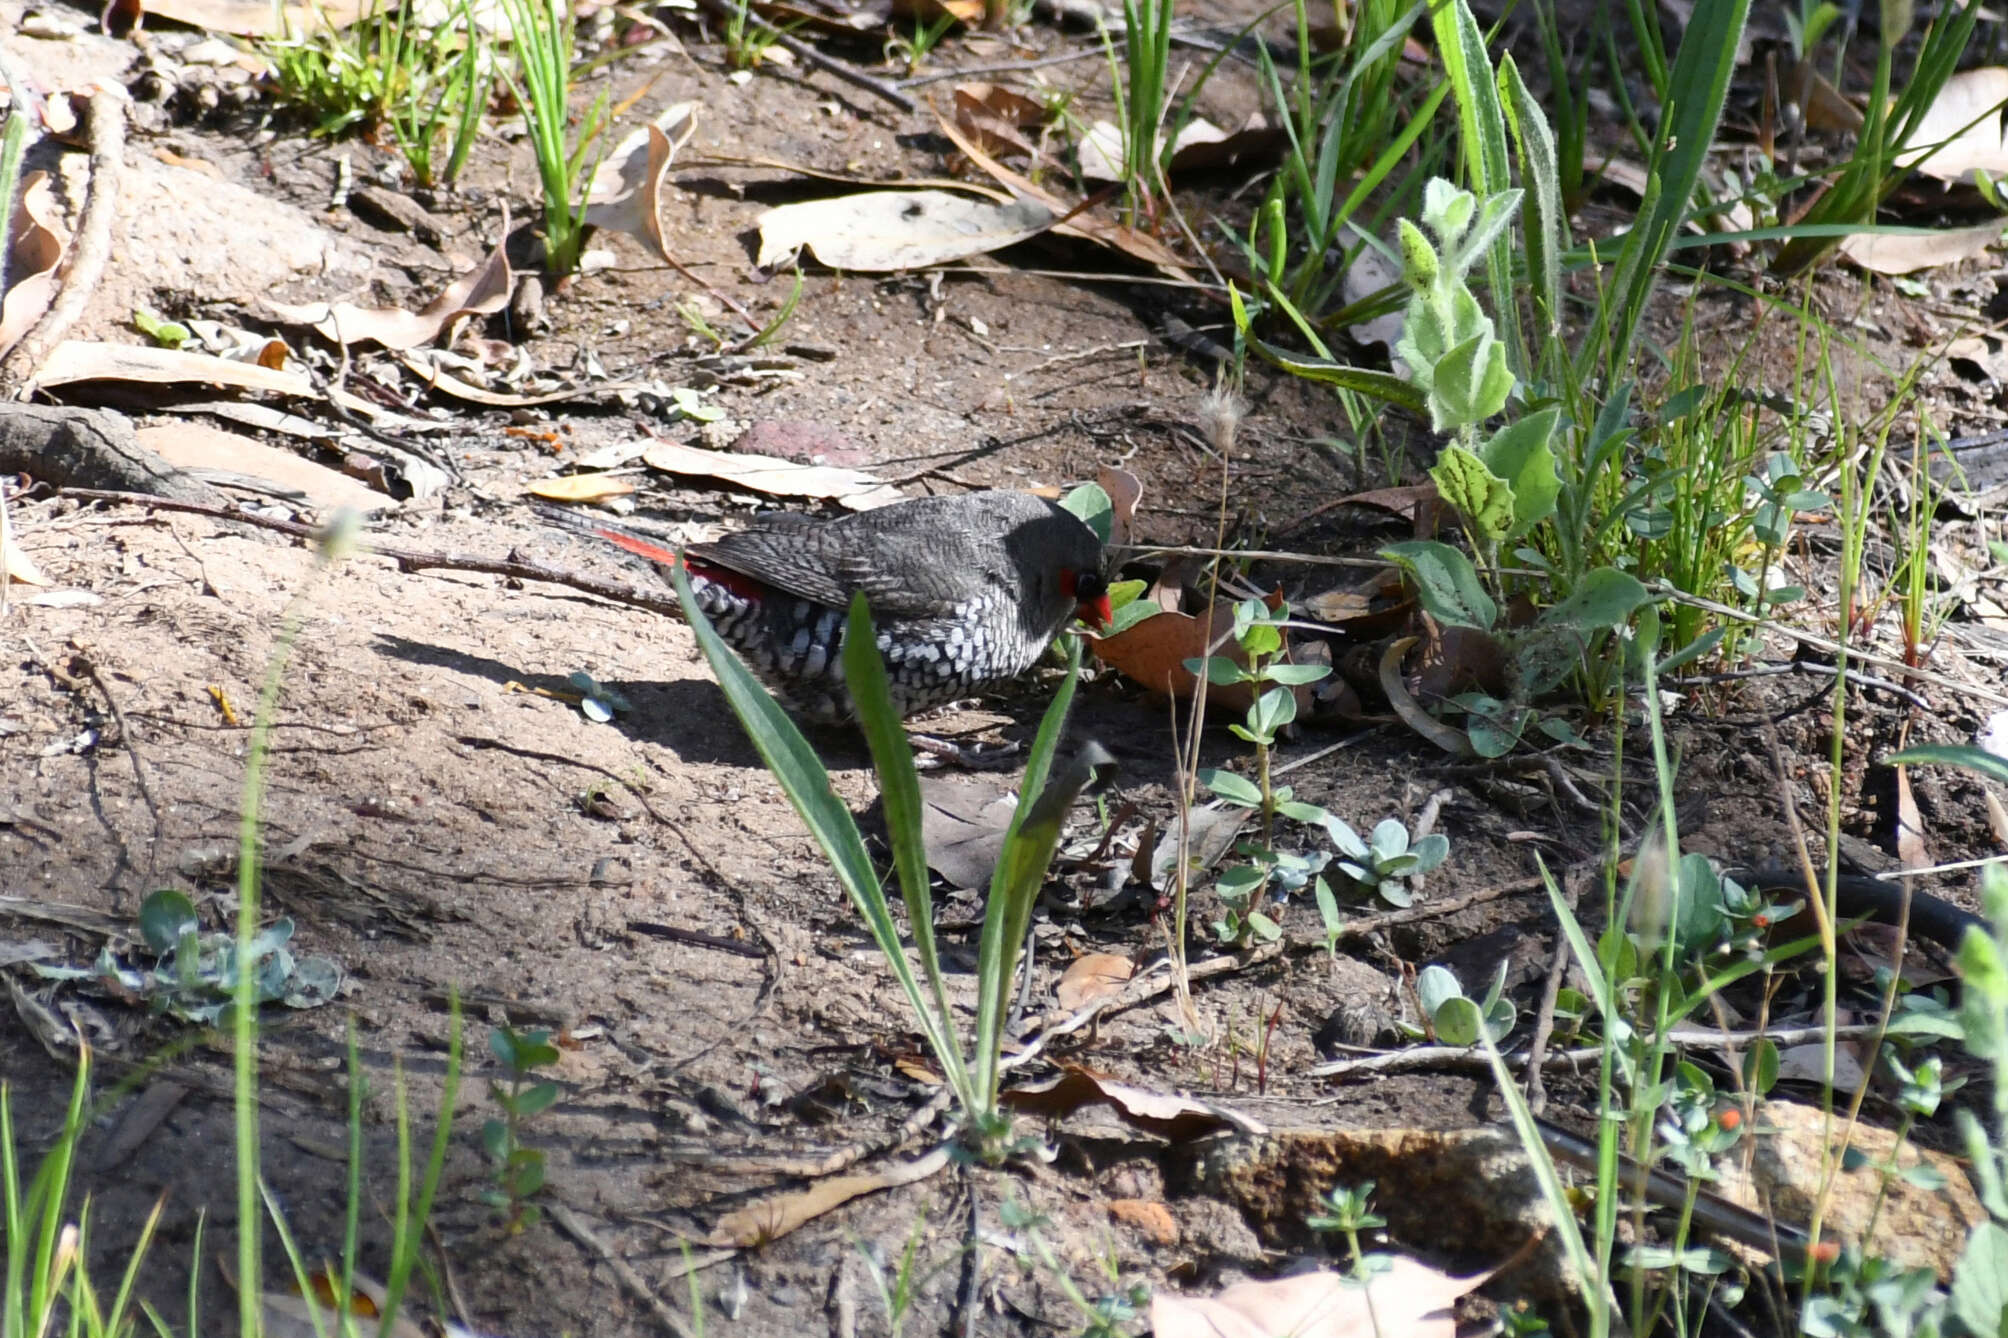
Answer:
259;0;491;188
674;571;1102;1160
496;0;610;275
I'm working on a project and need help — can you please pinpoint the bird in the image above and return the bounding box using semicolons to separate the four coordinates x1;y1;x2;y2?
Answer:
543;491;1111;721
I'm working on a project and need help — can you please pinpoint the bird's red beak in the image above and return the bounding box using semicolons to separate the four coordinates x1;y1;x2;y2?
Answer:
1063;570;1113;632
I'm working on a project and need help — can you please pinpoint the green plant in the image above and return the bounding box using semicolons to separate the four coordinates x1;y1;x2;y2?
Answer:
997;1199;1150;1337
670;572;1100;1160
1306;1181;1386;1272
1410;961;1515;1045
1098;0;1172;224
31;887;343;1025
259;0;490;187
884;9;956;76
721;0;793;72
3;1050;165;1338
496;0;610;275
1771;0;1984;276
483;1025;560;1231
1327;815;1448;908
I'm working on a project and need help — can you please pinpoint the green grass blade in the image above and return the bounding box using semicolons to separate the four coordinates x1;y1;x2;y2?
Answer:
379;987;459;1337
1480;1030;1608;1335
840;594;975;1104
972;640;1081;1107
1245;335;1429;412
672;566;973;1110
1592;0;1749;377
1429;0;1517;367
1499;54;1566;365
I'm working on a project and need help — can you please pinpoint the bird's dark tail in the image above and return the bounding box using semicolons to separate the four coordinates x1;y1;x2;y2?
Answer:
532;503;686;572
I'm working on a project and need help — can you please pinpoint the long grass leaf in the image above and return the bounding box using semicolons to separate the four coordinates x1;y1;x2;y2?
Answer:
841;594;974;1103
672;566;971;1107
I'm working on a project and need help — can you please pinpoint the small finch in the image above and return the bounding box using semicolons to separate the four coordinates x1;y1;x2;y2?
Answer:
545;491;1110;721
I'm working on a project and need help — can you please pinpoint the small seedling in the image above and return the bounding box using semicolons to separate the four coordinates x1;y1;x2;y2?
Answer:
1409;961;1514;1046
1306;1180;1386;1272
884;9;956;75
33;888;342;1025
483;1024;560;1231
1323;815;1448;908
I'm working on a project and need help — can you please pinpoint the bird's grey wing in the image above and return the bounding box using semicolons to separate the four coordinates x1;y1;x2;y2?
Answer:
685;525;853;608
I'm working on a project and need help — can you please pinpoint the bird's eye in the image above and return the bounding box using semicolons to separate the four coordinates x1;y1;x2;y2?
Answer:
1073;571;1107;600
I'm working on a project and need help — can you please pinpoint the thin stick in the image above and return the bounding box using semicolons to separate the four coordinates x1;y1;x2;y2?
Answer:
690;0;917;111
57;488;687;619
548;1204;700;1338
4;91;124;397
900;46;1110;86
1308;1022;1890;1080
76;651;161;827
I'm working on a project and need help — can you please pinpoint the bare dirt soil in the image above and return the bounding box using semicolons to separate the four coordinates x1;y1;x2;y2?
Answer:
3;2;2006;1334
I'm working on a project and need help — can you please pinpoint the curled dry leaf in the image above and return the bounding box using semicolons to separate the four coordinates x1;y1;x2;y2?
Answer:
0;173;70;359
1899;66;2008;182
1090;591;1308;717
1000;1064;1261;1141
584;102;699;262
1837;219;2003;275
707;1145;951;1247
1054;952;1133;1010
1076;115;1281;182
528;474;637;504
35;341;315;396
265;209;512;350
935;108;1191;277
1151;1259;1486;1338
1096;463;1142;548
1378;635;1472;756
642;438;903;510
755;189;1055;271
952;82;1048;159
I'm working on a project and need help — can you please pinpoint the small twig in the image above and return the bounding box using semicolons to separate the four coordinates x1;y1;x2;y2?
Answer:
548;1203;701;1338
627;920;768;959
1666;658;1931;713
1521;867;1586;1116
4;91;123;398
58;488;688;619
690;0;916;111
955;1170;980;1338
897;45;1107;87
1308;1022;1890;1080
74;652;161;828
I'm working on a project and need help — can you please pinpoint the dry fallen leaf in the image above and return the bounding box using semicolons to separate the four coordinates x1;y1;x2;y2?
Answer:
1090;593;1307;716
1788;58;1865;133
1898;66;2008;182
707;1146;950;1247
755;189;1055;271
935;108;1192;276
136;423;392;512
1000;1064;1261;1141
34;341;315;396
1097;464;1143;548
1076;116;1281;181
1150;1259;1485;1338
918;774;1018;890
951;81;1048;159
1055;952;1134;1010
584;102;699;261
0;173;71;359
1;502;48;587
265;209;512;350
642;438;903;510
1836;219;2002;274
527;474;638;504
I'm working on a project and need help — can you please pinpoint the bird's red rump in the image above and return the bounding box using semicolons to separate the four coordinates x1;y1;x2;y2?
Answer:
684;555;769;604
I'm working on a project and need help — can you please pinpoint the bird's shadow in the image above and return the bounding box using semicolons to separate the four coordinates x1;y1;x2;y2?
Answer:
371;633;881;769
